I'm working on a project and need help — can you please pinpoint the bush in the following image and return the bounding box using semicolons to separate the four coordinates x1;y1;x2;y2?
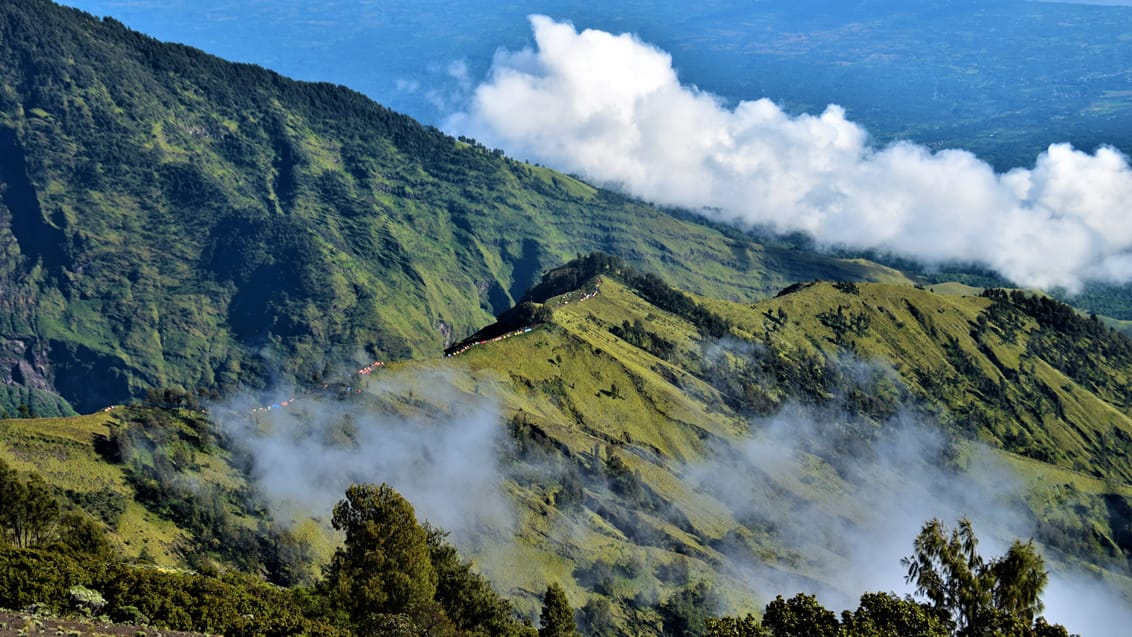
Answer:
0;548;86;613
68;585;106;616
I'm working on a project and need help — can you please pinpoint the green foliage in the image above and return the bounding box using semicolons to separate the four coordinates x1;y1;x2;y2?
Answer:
96;564;341;635
902;518;1057;637
661;582;720;637
610;319;676;361
761;594;839;637
839;592;951;637
426;525;531;637
0;480;533;636
0;458;60;548
0;547;87;614
320;484;531;635
577;597;617;637
0;461;339;634
706;614;767;637
539;583;579;637
1031;618;1073;637
62;487;128;530
104;407;309;583
53;511;114;559
326;483;439;626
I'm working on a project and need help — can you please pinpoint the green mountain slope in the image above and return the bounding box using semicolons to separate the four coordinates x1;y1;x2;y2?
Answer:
708;282;1132;483
368;257;1132;629
2;257;1131;635
0;0;913;416
0;406;330;579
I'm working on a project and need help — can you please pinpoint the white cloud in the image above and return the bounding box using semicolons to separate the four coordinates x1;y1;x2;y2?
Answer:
448;16;1132;292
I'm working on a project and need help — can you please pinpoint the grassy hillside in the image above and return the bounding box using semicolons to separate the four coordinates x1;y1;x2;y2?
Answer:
357;258;1132;630
0;406;326;578
2;258;1131;635
0;0;913;417
0;411;182;565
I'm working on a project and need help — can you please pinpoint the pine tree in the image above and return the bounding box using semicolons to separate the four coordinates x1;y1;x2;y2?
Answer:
538;582;579;637
325;483;438;626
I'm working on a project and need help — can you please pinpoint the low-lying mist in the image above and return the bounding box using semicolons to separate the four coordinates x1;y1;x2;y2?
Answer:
703;403;1132;633
690;339;1132;631
211;358;1131;634
711;409;1041;597
211;370;515;549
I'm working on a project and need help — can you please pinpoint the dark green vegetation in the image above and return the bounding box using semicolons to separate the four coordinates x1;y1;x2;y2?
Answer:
321;483;533;637
0;0;913;417
103;404;314;583
903;519;1048;635
0;442;337;634
707;518;1071;637
0;459;530;636
538;583;580;637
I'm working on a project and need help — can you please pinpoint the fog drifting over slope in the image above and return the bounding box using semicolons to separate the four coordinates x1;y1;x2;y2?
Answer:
448;16;1132;292
212;361;1132;634
214;371;515;548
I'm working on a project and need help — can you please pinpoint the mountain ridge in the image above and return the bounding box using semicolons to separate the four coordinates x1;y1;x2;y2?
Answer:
0;0;913;416
1;254;1130;635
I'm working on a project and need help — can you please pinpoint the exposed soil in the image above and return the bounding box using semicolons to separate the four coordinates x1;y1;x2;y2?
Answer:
0;612;208;637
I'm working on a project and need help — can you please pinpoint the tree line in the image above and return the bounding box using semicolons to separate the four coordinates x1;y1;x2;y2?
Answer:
0;467;538;636
706;518;1074;637
0;449;1081;637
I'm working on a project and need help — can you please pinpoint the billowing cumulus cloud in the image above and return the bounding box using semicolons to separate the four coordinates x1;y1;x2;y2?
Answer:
448;16;1132;291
